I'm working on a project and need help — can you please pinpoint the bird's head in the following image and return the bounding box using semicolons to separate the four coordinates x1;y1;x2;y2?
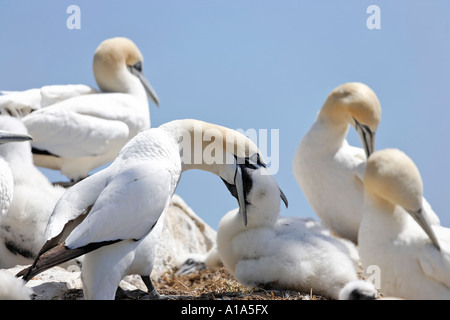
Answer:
365;148;440;250
220;153;288;227
164;119;287;227
320;82;381;158
93;37;159;106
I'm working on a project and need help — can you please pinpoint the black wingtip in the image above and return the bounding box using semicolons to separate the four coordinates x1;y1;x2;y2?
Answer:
17;240;121;282
31;147;60;157
15;266;31;280
16;243;72;281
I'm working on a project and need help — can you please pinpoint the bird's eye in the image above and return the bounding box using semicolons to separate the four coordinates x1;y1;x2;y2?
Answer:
133;61;142;72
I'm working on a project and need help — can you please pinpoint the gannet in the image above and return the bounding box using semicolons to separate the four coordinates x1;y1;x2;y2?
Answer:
359;148;450;299
0;116;66;268
17;119;275;300
0;158;13;220
215;165;377;300
0;85;98;117
0;125;33;220
1;37;160;182
293;82;381;243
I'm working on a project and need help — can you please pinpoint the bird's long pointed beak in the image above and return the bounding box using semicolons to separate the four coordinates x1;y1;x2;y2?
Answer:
280;188;289;209
235;165;247;226
129;66;160;107
354;119;375;158
407;208;441;251
136;71;160;107
0;130;33;143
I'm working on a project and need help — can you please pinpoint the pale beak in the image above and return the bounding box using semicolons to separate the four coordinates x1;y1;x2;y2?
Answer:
0;130;33;143
407;207;441;251
128;66;160;107
354;118;375;158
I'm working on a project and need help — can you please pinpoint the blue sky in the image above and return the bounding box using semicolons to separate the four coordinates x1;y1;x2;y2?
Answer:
0;1;449;229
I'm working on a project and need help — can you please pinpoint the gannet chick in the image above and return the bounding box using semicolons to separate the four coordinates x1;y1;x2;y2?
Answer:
0;270;32;300
17;119;272;300
0;158;13;219
0;116;66;268
4;37;160;182
216;165;376;300
0;126;33;220
293;82;381;243
359;148;450;299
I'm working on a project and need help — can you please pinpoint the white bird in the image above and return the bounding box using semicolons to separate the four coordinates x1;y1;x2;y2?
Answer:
0;125;34;220
0;85;98;117
0;116;66;268
0;122;35;301
359;148;450;299
1;37;160;182
215;165;377;300
0;158;13;219
17;119;268;300
0;270;32;300
293;82;382;243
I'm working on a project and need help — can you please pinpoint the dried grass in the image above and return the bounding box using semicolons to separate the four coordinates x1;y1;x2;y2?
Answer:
152;267;327;300
57;267;328;300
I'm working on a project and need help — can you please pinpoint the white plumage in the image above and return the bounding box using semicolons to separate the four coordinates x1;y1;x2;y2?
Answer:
0;120;34;220
0;85;98;117
293;82;382;243
0;121;35;300
0;37;159;182
18;119;266;300
0;116;65;268
0;270;32;300
0;158;13;219
359;148;450;299
216;165;377;300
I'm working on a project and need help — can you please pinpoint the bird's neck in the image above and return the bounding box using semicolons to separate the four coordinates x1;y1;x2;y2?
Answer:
302;115;350;155
161;120;256;178
0;143;33;174
299;99;352;155
360;194;409;242
317;98;350;133
96;68;148;102
217;209;248;248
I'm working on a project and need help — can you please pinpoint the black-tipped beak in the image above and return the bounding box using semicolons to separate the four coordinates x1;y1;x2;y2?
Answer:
0;130;33;143
354;118;375;158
